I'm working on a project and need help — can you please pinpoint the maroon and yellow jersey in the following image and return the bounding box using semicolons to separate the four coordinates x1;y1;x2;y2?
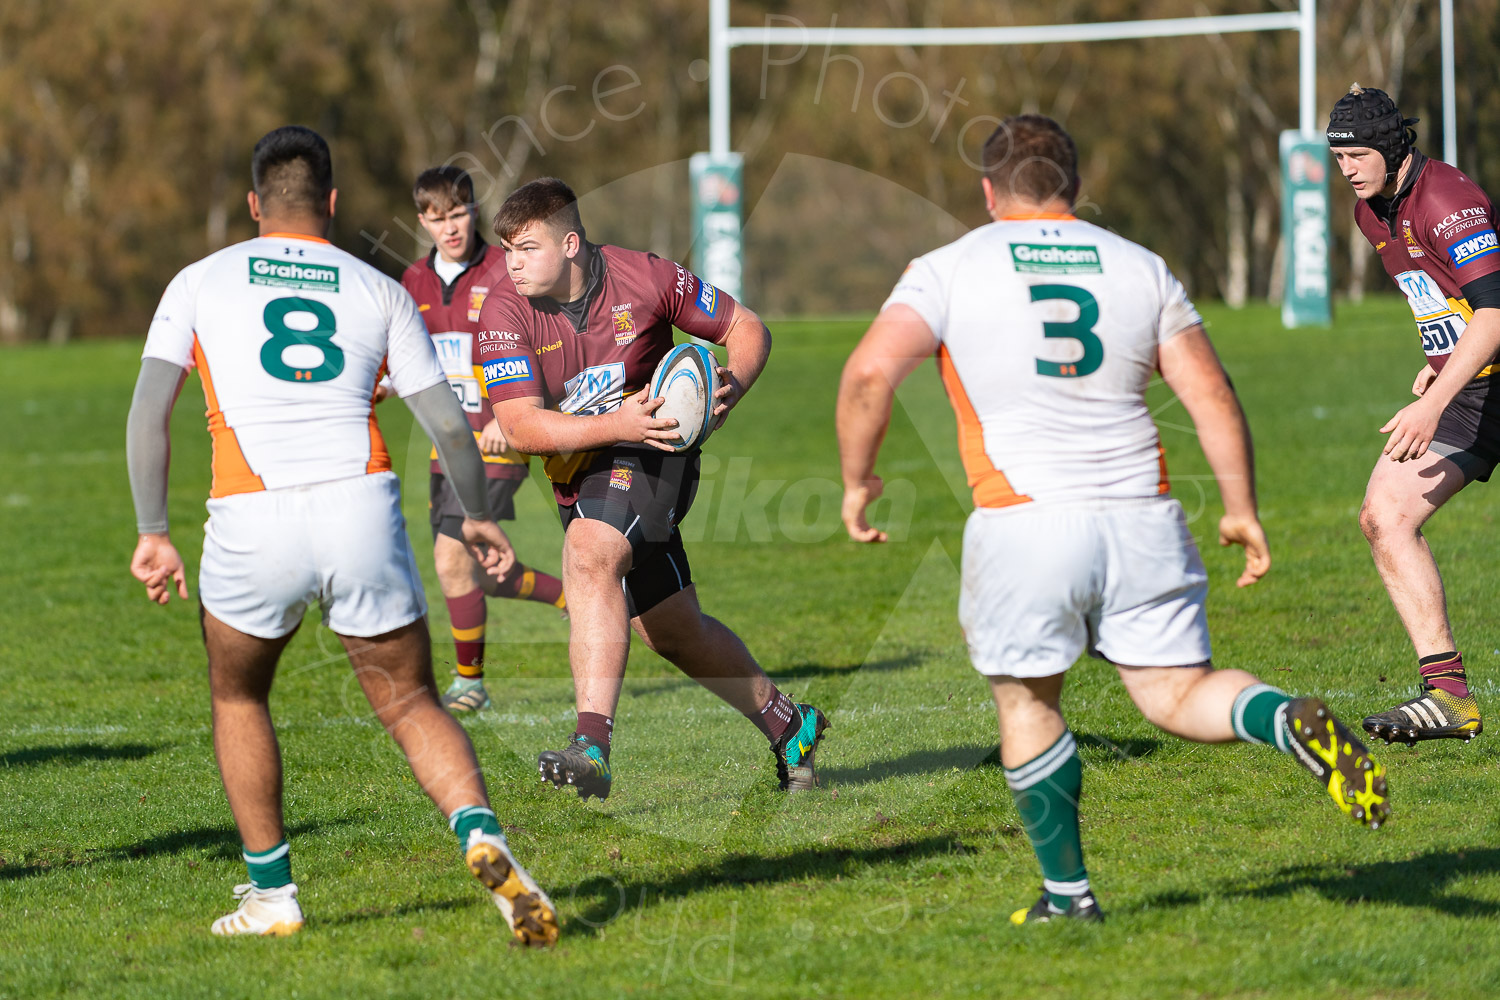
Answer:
1357;151;1500;375
476;244;736;501
400;242;528;480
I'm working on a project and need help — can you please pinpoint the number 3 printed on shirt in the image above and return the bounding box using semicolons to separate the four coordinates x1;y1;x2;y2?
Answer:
260;296;345;382
1031;283;1102;378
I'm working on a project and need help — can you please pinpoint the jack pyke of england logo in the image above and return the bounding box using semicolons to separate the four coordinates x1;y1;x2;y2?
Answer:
1009;244;1102;274
248;258;340;291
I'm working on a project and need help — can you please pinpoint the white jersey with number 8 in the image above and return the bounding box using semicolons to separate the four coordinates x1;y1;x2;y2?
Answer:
142;233;445;497
883;215;1202;508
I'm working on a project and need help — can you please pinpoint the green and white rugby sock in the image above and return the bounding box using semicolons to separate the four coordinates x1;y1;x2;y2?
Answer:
1005;731;1090;909
244;839;293;890
1231;683;1293;752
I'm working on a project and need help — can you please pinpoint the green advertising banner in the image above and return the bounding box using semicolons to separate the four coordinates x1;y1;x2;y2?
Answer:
689;152;744;303
1281;130;1332;327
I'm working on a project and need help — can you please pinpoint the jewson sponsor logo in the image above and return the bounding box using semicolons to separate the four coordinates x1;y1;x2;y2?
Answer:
482;357;535;384
1010;244;1103;274
696;281;718;316
1449;230;1499;268
248;257;340;291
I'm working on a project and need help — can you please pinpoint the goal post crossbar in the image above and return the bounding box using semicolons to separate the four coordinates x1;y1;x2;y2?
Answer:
708;2;1319;155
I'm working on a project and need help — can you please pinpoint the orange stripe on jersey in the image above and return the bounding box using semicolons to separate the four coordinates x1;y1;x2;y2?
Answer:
193;337;266;498
366;372;391;475
1155;444;1170;495
935;346;1031;509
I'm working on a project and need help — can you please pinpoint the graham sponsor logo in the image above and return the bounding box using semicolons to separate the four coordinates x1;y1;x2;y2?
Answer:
536;339;562;354
248;257;340;291
1010;243;1103;274
1434;207;1489;238
1449;229;1499;268
482;357;534;384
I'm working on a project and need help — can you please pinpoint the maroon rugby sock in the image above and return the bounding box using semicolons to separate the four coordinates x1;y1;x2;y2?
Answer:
573;712;613;757
446;589;487;679
1419;651;1470;698
751;689;797;744
490;563;566;609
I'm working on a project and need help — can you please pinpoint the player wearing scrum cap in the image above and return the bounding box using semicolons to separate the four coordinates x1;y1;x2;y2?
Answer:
1327;84;1500;744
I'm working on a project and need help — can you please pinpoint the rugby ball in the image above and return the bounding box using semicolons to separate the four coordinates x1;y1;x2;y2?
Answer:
647;344;721;452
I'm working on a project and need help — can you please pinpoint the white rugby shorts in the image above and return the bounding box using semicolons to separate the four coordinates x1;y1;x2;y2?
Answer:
199;471;426;639
959;497;1211;677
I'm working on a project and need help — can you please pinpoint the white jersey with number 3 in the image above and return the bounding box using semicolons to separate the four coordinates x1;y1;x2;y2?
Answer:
884;215;1202;508
142;234;445;497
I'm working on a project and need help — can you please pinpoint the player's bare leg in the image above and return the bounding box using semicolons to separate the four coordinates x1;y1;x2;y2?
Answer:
339;619;490;814
559;517;632;718
341;618;557;947
988;673;1101;925
203;609;305;936
1116;664;1389;827
633;585;829;791
204;610;298;854
1359;452;1482;741
536;518;632;799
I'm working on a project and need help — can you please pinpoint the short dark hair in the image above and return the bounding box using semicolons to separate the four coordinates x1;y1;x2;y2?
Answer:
981;115;1078;206
413;165;475;215
251;126;334;218
493;178;585;244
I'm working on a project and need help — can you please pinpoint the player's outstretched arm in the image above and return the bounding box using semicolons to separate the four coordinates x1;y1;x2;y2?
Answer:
711;302;772;429
1380;307;1500;461
406;383;517;574
493;395;681;454
1158;324;1270;587
836;305;935;543
126;358;190;603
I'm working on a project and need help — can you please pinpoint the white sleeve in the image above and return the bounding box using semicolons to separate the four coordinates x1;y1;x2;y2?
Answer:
141;266;198;367
381;280;447;398
1156;262;1203;344
880;256;946;347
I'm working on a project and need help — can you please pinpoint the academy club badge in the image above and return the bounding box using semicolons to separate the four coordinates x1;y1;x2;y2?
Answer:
611;303;637;346
468;286;488;322
609;460;634;491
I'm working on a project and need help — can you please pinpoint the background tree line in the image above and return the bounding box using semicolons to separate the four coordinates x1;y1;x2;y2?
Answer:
2;0;1496;342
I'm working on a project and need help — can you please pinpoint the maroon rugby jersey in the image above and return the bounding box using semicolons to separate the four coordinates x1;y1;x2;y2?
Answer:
400;241;528;479
1357;150;1500;374
477;244;736;501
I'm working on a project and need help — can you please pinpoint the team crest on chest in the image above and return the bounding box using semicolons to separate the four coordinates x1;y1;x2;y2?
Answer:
468;286;489;322
1403;226;1424;259
611;303;637;346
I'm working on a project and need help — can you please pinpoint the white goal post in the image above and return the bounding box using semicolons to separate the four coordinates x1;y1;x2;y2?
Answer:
698;1;1460;326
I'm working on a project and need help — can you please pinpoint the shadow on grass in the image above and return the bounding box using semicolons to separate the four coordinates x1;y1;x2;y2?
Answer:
618;653;931;703
821;744;998;787
323;896;476;926
557;835;957;929
1135;847;1500;918
0;817;357;882
1075;733;1163;762
0;743;166;768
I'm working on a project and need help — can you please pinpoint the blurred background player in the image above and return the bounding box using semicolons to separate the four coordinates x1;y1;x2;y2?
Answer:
399;166;565;714
125;126;556;946
837;114;1389;925
479;177;827;801
1327;84;1500;744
